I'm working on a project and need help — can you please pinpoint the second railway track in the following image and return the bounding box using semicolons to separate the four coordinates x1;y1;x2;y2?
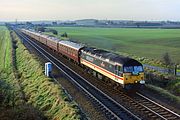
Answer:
134;92;180;120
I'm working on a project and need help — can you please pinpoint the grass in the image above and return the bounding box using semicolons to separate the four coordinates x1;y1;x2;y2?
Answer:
166;78;180;95
0;26;11;71
0;26;81;119
12;32;81;120
48;27;180;64
0;26;18;106
0;27;47;119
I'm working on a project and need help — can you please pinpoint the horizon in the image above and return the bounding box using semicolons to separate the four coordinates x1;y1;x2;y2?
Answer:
1;19;180;23
0;0;180;22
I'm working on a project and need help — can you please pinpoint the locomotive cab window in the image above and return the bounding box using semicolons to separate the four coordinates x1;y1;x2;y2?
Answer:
134;66;143;72
123;66;143;73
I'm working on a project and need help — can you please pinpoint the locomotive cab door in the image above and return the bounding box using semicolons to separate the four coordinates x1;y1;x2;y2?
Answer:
115;65;120;81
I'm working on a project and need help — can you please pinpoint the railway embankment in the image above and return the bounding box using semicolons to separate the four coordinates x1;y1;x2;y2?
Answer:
0;26;83;120
11;31;82;119
0;27;45;119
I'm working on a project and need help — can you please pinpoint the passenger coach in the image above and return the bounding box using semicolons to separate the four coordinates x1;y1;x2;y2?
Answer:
58;41;84;63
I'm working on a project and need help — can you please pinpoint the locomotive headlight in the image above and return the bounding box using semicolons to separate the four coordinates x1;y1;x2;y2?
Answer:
140;80;145;84
135;80;138;83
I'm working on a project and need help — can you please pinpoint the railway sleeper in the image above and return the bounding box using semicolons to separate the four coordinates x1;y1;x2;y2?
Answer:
150;115;159;118
109;115;116;120
143;110;151;113
163;114;175;117
159;111;169;115
167;116;178;120
146;105;157;108
105;111;111;115
151;107;162;110
156;109;165;112
141;101;151;104
139;107;146;110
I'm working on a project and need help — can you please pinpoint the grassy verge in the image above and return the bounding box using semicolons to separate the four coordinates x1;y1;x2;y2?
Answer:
0;26;20;106
0;26;11;71
0;27;45;119
12;31;81;120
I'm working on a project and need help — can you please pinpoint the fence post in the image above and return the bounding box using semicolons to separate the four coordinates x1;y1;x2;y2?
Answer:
174;64;177;76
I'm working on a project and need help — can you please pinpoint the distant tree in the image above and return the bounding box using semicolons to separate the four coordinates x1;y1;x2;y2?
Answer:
136;23;140;28
35;26;46;32
163;52;172;67
50;29;58;35
26;22;32;25
52;22;57;25
61;32;68;37
162;52;175;74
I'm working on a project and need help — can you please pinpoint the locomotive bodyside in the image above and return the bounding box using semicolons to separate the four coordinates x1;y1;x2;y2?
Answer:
80;47;145;89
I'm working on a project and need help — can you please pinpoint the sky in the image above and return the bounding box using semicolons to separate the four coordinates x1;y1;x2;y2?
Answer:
0;0;180;21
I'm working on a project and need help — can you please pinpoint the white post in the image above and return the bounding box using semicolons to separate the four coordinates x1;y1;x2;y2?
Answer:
45;62;52;77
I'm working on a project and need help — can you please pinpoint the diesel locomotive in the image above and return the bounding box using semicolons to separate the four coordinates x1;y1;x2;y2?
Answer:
21;29;145;90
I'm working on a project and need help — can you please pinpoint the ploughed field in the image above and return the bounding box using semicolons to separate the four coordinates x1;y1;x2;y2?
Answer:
49;27;180;63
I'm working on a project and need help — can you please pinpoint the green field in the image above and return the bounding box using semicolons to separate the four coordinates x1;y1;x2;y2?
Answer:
49;27;180;63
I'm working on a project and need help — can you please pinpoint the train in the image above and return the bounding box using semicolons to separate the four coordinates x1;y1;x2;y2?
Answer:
21;29;145;90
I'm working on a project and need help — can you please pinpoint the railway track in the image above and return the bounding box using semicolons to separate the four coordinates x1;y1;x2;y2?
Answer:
15;29;140;120
134;92;180;120
98;80;180;120
14;29;180;120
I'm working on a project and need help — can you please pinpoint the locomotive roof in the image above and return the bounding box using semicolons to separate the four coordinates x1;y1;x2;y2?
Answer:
59;40;84;50
82;47;142;66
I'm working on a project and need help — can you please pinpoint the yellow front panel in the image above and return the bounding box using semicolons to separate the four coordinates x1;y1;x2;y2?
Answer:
123;73;144;84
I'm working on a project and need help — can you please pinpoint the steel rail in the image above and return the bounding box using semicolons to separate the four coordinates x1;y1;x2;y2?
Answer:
136;92;180;120
15;29;141;120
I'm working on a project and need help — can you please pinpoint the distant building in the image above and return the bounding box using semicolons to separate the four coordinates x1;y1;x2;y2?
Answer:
52;22;57;25
75;19;97;26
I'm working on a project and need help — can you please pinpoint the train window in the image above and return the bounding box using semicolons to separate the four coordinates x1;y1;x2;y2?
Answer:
117;66;122;75
109;65;112;68
124;66;133;73
118;66;121;71
86;56;94;62
134;66;143;72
